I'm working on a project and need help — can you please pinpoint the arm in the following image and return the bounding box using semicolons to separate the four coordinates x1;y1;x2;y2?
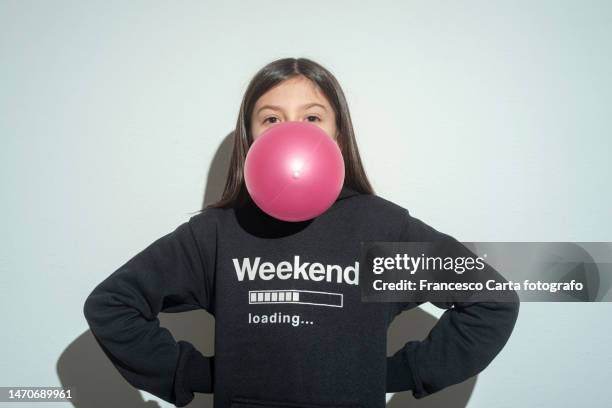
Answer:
83;215;215;407
386;210;520;398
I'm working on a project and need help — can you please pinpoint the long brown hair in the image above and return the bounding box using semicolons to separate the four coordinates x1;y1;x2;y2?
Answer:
206;57;374;209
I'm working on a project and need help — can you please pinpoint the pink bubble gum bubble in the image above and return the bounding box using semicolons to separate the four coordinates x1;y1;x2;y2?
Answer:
244;121;345;222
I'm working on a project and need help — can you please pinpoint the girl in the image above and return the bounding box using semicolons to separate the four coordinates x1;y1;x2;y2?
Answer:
84;57;520;408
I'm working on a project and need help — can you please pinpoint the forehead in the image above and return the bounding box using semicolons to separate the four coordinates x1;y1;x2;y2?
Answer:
254;76;331;110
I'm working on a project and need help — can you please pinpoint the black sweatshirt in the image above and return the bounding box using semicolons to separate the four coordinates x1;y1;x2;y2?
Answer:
83;185;520;408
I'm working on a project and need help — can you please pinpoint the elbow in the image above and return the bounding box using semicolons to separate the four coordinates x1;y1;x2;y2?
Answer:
496;289;521;341
83;288;111;340
83;292;95;324
83;287;103;326
507;288;521;326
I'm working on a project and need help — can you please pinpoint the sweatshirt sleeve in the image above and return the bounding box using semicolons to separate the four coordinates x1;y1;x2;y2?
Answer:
386;210;520;398
83;215;215;407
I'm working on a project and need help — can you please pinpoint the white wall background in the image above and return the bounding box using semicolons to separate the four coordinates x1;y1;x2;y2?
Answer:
1;1;611;407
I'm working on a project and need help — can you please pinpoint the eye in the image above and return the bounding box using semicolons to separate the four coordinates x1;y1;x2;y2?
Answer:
306;115;321;122
264;116;279;124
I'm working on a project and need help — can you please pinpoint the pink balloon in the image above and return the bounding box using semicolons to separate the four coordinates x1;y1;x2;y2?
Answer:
244;121;345;222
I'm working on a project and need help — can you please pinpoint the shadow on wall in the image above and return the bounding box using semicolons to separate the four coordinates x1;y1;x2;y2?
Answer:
60;131;473;407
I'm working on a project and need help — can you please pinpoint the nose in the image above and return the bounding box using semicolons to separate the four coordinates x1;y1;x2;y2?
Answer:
279;110;310;123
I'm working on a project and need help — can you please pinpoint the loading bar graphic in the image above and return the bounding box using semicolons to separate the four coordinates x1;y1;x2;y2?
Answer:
248;289;343;308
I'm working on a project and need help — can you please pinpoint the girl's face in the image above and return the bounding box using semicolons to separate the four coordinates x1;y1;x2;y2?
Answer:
250;75;338;142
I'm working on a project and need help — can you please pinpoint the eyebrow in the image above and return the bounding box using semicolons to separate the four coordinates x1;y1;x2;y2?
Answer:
256;102;328;115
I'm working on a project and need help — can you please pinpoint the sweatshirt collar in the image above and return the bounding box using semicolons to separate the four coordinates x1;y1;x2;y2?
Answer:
234;183;362;238
336;184;360;201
